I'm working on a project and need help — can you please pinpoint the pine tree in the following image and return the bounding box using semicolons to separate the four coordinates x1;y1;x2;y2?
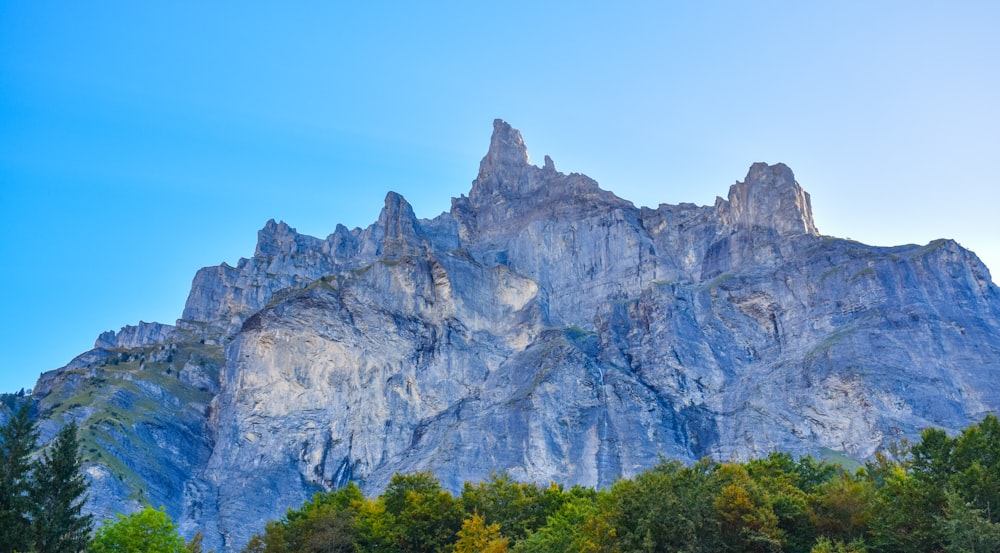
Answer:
31;421;93;553
0;402;38;553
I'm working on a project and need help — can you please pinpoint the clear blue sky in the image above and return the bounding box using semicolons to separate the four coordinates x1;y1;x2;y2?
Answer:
1;2;997;393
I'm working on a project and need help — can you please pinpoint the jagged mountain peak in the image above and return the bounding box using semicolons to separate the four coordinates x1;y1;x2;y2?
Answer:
469;119;531;204
467;119;599;207
746;160;794;182
379;190;416;222
456;121;625;248
255;219;300;257
27;119;1000;552
374;191;422;259
718;161;819;237
479;119;530;175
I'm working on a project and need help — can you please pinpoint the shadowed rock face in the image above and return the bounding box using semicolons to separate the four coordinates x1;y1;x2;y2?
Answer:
28;120;1000;551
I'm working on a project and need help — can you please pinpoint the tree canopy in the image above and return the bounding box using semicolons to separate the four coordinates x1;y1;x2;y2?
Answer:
4;405;999;553
0;403;38;553
31;421;93;553
90;507;187;553
241;414;1000;553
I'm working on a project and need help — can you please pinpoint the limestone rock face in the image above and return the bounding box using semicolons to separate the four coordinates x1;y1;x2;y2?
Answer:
95;322;176;349
720;162;818;237
25;119;1000;551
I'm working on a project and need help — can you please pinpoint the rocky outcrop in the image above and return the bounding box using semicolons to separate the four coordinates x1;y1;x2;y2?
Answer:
719;162;818;237
25;120;1000;551
95;322;176;349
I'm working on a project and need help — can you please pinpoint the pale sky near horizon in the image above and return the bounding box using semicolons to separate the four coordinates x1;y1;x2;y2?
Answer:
1;2;998;393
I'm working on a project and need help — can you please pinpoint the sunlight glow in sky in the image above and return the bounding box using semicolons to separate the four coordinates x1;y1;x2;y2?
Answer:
1;1;998;392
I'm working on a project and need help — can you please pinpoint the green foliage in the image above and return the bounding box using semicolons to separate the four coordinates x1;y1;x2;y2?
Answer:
713;463;783;552
0;403;38;553
453;514;509;553
239;415;1000;553
513;493;600;553
865;461;934;552
1;403;215;553
362;488;455;552
0;389;29;413
935;489;1000;553
43;340;223;496
460;472;567;542
246;483;364;553
31;421;93;553
385;472;463;553
382;472;443;517
745;453;842;553
90;507;186;553
598;458;723;552
948;413;1000;521
864;414;1000;553
808;473;872;546
351;497;390;552
810;536;867;553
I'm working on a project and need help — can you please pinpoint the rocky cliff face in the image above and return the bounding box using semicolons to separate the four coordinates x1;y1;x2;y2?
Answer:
28;120;1000;551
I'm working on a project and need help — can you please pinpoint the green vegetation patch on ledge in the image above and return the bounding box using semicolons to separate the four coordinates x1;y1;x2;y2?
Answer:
37;340;223;504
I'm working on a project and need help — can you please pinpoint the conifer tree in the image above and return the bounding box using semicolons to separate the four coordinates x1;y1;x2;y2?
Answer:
31;421;92;553
0;403;38;553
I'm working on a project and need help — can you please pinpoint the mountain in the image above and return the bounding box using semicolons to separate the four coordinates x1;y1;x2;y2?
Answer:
25;120;1000;551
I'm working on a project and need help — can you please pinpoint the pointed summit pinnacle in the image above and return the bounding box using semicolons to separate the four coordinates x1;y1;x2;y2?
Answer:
375;191;421;259
470;120;532;204
720;162;819;237
255;219;300;257
483;119;529;170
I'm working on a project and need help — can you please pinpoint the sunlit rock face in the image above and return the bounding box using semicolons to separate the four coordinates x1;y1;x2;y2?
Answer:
29;120;1000;551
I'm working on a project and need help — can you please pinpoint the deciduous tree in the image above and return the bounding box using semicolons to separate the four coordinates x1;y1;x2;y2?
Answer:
454;513;508;553
90;506;186;553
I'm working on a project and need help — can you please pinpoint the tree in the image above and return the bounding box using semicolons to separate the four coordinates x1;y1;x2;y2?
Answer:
454;514;509;553
30;421;93;553
0;403;38;553
514;493;600;553
185;530;213;553
90;507;186;553
949;413;1000;522
381;472;463;553
598;458;723;553
242;483;364;553
352;497;391;553
745;453;839;553
864;459;939;553
935;489;1000;553
240;535;266;553
392;486;463;552
382;471;444;517
808;473;872;544
460;472;567;543
298;509;355;553
713;463;783;553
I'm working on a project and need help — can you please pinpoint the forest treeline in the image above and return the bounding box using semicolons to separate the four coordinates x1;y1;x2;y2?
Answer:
242;414;1000;553
3;404;999;552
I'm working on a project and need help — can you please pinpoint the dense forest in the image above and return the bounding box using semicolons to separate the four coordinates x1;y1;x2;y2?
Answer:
242;414;1000;553
2;400;999;552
